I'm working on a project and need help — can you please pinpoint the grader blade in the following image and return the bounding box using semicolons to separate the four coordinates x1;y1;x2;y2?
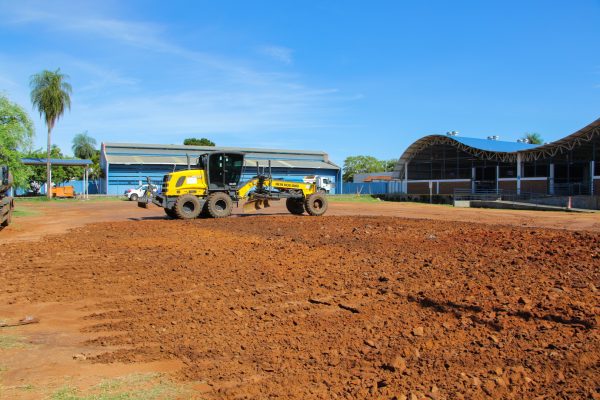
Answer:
243;199;271;213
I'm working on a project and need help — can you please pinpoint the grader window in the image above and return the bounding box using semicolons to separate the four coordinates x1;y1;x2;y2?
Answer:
207;153;244;190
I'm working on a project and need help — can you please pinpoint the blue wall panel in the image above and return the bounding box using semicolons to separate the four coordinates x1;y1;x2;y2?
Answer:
106;164;339;195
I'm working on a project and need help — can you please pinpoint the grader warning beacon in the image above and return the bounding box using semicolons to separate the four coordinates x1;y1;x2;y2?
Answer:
138;152;328;219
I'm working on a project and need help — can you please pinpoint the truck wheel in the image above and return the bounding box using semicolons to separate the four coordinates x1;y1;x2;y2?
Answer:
286;198;305;215
174;194;202;219
130;193;138;201
206;192;233;218
304;193;328;216
164;208;177;219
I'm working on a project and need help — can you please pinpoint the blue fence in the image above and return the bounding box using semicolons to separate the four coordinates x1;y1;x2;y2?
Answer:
342;181;404;195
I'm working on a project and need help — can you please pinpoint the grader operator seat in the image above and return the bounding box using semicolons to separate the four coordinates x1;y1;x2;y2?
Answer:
199;152;245;192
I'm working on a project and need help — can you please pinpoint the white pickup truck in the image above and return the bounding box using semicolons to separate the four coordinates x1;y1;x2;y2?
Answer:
124;184;156;201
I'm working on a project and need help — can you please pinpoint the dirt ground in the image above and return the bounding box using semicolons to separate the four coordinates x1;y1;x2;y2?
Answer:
1;199;599;399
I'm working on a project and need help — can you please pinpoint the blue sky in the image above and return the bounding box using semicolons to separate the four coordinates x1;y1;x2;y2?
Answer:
0;0;598;166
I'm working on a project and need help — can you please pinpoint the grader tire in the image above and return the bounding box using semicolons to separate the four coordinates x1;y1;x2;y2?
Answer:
164;207;177;219
206;192;233;218
286;198;305;215
174;194;202;220
304;193;328;216
1;208;11;227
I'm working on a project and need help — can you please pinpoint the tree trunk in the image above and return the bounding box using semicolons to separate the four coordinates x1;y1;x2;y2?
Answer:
46;126;52;199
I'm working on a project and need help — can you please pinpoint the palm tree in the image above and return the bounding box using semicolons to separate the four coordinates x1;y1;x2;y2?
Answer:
30;69;72;198
522;132;543;145
72;131;97;159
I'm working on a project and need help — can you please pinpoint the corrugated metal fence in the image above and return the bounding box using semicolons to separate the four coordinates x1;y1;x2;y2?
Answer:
342;181;404;195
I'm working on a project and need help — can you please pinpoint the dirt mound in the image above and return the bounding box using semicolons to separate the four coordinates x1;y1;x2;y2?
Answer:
2;216;599;399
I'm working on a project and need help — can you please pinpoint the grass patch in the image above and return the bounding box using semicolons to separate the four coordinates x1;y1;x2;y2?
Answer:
327;194;381;203
50;373;191;400
0;334;27;349
12;206;42;218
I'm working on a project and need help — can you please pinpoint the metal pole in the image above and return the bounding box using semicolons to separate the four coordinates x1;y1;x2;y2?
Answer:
496;165;500;194
549;163;555;195
268;160;272;195
516;153;522;195
590;160;595;195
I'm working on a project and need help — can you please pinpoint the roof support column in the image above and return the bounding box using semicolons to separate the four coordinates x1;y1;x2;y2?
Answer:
516;153;522;195
590;161;595;195
471;167;475;193
549;163;555;195
404;162;408;193
496;164;500;194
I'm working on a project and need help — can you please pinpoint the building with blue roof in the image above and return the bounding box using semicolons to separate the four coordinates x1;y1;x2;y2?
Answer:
394;117;600;196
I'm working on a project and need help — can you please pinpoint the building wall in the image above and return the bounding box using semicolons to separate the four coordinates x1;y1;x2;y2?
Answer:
105;164;339;195
594;178;600;195
521;179;548;194
407;182;430;194
438;181;471;194
498;180;517;191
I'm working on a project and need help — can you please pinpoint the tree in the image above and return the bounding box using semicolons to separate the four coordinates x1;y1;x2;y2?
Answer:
72;131;97;159
30;68;72;198
522;132;543;144
343;155;389;182
383;159;398;172
183;137;215;146
87;149;104;193
0;94;34;188
26;145;80;186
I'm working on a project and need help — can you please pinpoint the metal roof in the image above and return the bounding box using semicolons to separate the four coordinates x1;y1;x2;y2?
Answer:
21;158;92;166
451;136;538;152
103;154;337;170
103;142;329;157
394;117;600;177
102;142;340;170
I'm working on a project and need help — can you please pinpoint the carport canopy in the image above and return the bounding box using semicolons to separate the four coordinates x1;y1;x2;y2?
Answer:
21;158;93;198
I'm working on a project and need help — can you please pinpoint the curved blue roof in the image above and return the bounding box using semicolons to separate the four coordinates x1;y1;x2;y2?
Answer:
394;117;600;178
450;136;539;152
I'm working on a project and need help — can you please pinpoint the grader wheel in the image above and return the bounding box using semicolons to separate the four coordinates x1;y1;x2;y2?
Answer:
286;198;305;215
304;193;328;216
206;192;233;218
174;194;202;220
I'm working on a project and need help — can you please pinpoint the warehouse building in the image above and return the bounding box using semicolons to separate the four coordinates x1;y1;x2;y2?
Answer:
100;143;341;195
394;117;600;196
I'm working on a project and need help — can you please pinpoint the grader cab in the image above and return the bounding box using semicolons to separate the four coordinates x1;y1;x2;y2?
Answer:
138;152;328;219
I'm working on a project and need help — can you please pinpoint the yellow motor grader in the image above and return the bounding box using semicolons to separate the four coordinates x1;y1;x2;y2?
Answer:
138;151;328;219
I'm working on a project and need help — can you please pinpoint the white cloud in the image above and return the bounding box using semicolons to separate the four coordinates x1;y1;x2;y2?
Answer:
0;1;360;154
259;45;294;64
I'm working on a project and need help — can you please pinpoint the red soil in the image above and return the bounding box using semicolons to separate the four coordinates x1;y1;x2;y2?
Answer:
1;213;598;399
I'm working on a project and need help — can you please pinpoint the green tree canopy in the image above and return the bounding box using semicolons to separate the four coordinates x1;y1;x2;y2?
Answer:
0;94;35;187
343;155;391;182
183;137;215;146
382;159;398;172
522;132;543;144
72;131;97;159
30;68;72;197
